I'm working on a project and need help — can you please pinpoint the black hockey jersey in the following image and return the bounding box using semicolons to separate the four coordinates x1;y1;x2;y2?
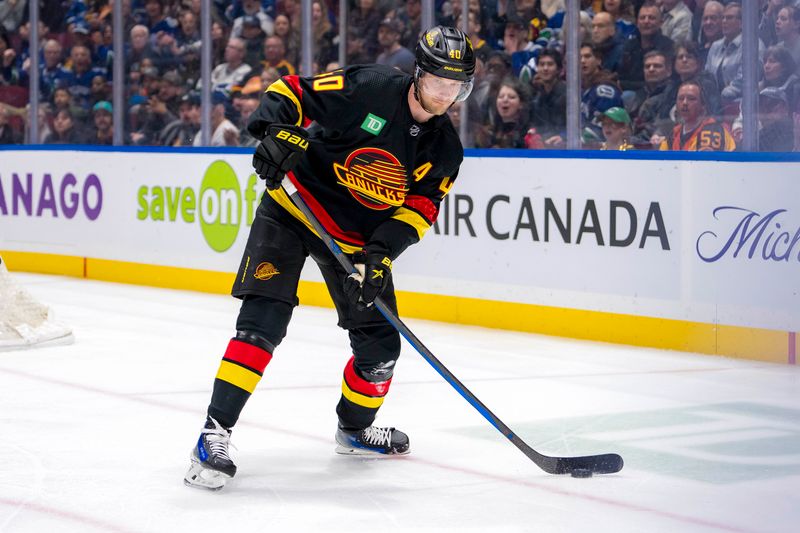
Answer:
247;64;464;259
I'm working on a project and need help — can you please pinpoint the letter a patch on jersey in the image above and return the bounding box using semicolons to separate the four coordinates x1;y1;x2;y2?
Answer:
361;113;386;136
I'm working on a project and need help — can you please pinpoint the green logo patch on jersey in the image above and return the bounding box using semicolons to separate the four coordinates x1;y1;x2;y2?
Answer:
360;113;386;135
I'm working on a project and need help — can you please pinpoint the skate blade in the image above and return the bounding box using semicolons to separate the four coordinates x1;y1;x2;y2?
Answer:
335;444;410;456
183;461;231;491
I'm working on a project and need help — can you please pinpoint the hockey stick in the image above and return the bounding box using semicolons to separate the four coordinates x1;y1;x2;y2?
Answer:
282;178;623;475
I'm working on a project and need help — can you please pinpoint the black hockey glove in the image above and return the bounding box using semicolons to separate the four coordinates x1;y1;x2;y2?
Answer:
252;124;309;190
343;248;393;311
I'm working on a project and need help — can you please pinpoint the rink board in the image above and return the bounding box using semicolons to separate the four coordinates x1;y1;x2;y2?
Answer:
1;147;797;363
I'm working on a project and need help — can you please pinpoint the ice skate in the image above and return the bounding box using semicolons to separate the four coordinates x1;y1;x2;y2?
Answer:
335;425;410;456
183;417;237;490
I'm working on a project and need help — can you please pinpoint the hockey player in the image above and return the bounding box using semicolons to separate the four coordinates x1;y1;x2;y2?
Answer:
184;26;475;490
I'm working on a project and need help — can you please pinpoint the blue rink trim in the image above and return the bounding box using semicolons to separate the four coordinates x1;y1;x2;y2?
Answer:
3;144;800;162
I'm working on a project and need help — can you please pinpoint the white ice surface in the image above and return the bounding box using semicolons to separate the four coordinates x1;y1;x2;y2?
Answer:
1;273;798;533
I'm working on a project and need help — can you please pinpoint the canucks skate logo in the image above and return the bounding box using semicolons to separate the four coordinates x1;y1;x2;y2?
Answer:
333;148;408;210
253;261;280;280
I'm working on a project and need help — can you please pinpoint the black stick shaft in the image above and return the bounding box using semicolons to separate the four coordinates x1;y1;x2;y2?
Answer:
282;179;622;475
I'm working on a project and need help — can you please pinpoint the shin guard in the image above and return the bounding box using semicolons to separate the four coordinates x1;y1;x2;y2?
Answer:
208;334;273;427
336;355;393;430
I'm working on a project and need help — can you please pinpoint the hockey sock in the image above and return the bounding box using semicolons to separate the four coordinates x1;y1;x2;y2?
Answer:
208;336;273;427
336;355;392;430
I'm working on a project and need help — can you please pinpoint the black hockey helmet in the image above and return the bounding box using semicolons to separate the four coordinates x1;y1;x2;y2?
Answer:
415;26;476;83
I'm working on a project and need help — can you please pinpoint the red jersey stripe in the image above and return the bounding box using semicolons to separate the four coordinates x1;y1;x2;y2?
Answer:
287;172;366;246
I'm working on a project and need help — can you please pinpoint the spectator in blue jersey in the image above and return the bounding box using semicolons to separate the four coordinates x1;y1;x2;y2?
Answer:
26;39;69;102
602;0;638;41
618;1;675;94
63;44;108;110
144;0;178;37
376;17;415;75
503;14;535;77
90;23;114;72
580;43;623;141
231;0;274;38
226;0;277;23
64;0;88;28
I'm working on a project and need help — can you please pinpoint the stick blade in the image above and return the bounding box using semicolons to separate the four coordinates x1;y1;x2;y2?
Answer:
552;453;624;475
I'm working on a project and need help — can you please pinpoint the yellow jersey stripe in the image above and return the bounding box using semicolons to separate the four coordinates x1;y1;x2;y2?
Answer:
391;207;431;240
265;79;303;126
269;187;362;254
341;379;385;408
216;360;262;393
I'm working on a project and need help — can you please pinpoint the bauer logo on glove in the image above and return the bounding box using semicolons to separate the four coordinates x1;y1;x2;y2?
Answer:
342;249;392;310
252;124;309;190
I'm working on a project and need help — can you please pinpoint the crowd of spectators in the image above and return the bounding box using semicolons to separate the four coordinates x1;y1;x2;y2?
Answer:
0;0;799;151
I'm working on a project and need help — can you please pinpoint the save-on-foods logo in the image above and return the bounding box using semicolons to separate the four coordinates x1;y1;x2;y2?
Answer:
136;161;259;252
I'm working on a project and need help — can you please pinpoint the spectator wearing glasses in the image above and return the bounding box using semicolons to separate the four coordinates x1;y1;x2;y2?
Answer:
705;2;764;104
668;41;720;119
